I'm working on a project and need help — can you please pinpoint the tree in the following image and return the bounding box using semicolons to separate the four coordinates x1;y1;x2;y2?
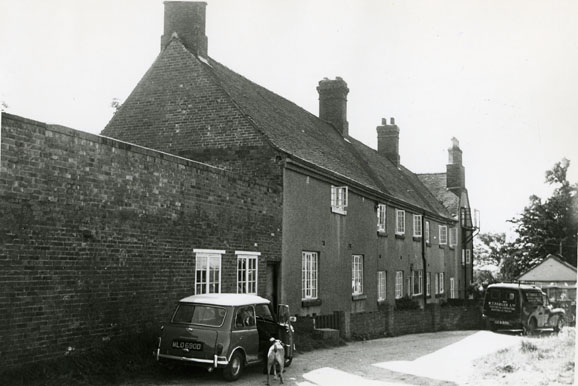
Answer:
473;232;509;284
505;158;578;278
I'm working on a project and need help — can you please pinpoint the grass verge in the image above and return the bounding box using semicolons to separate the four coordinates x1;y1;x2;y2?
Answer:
470;328;575;386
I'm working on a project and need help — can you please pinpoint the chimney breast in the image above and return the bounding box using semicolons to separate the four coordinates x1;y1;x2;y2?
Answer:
317;77;349;137
161;1;208;57
376;117;400;167
447;137;465;191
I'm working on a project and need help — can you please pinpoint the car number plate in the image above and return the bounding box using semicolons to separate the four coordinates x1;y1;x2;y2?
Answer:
495;320;509;325
172;340;203;351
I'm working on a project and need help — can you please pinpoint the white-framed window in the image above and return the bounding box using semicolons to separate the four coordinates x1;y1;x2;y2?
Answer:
331;185;348;215
439;225;448;245
461;249;465;265
434;272;439;295
377;204;387;232
352;255;364;295
439;272;445;294
194;249;224;295
413;215;422;237
302;251;319;300
413;270;423;295
466;249;471;264
395;209;405;235
425;221;430;244
450;277;456;298
395;271;403;299
449;227;457;247
377;271;386;301
236;251;260;295
426;272;431;296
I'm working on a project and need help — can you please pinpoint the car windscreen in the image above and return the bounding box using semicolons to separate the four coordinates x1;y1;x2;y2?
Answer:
172;304;227;327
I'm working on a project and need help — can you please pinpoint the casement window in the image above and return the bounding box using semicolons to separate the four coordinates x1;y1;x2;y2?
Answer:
439;225;448;245
466;249;471;264
194;249;224;295
413;215;422;237
461;249;465;265
412;270;423;295
439;272;445;294
395;271;403;299
377;271;386;302
352;255;364;295
302;251;319;300
450;277;456;299
331;186;348;215
236;251;260;295
426;272;431;296
395;209;406;235
377;204;387;232
425;221;430;244
449;227;457;247
434;273;439;295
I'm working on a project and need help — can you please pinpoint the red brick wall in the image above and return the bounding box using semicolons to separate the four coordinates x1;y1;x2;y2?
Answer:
0;113;282;369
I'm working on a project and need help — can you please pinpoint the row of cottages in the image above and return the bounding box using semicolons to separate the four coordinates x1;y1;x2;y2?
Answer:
101;1;478;317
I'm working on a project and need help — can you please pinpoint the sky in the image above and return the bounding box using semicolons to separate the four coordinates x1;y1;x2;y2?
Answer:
1;0;577;235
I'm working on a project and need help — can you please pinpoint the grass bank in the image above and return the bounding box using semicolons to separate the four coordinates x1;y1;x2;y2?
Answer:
469;328;575;386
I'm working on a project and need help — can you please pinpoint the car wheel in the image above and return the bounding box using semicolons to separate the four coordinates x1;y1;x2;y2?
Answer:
554;317;565;333
223;351;244;382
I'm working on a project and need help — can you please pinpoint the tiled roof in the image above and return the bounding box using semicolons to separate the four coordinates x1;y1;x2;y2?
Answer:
103;38;452;220
417;173;460;217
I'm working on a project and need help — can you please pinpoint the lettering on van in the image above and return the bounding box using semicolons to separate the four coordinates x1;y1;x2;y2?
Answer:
488;301;516;313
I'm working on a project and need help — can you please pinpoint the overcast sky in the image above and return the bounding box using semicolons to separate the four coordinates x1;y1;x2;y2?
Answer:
1;0;577;235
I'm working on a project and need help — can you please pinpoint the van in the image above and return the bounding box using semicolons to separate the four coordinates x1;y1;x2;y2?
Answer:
154;294;294;381
482;283;565;334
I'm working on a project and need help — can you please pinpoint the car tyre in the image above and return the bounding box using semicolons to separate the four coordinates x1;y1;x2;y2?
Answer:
525;318;537;336
223;351;244;382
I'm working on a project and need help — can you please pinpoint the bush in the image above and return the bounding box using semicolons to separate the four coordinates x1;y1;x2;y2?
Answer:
395;296;420;310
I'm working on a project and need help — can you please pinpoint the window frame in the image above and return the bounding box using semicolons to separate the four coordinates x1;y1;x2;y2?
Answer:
466;249;471;264
426;272;431;296
413;215;422;238
412;270;423;295
449;227;457;247
439;225;448;245
331;185;348;215
377;204;387;233
236;251;260;295
194;249;225;295
377;271;386;302
450;277;456;299
395;209;406;235
302;251;319;300
439;272;445;294
425;221;430;244
395;271;404;299
352;255;364;295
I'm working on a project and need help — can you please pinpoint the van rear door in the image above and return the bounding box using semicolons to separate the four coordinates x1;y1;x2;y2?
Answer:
484;287;520;325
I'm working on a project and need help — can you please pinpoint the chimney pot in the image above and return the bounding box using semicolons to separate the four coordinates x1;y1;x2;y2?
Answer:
376;118;400;167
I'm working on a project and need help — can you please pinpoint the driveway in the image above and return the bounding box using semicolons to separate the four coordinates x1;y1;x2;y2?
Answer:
125;330;521;386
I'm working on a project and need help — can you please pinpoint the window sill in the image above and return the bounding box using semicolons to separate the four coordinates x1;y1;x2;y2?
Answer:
395;233;405;240
413;236;422;242
377;230;387;237
412;293;423;298
331;207;347;215
439;244;446;249
352;294;367;301
302;298;322;307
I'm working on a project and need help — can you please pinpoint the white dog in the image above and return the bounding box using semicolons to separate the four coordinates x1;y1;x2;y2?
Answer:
266;338;285;385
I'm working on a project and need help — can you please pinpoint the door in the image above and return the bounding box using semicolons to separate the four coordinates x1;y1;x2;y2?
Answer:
231;306;259;363
266;262;279;309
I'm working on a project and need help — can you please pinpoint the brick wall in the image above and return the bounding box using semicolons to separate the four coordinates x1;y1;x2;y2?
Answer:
344;304;482;339
0;113;282;369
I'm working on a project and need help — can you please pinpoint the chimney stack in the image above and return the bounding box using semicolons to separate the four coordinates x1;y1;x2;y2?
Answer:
446;137;465;191
161;1;208;57
376;117;400;167
317;77;349;137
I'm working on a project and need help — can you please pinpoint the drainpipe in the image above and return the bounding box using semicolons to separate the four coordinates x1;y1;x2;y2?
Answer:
422;213;427;306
